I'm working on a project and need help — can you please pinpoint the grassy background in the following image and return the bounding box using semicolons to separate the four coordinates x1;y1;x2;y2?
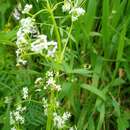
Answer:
0;0;130;130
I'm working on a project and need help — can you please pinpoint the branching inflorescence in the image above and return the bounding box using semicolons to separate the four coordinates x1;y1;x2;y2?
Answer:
10;1;85;130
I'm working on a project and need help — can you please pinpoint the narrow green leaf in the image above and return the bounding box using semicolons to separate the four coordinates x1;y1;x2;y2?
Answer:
97;104;105;130
81;84;106;101
88;117;95;130
102;0;110;58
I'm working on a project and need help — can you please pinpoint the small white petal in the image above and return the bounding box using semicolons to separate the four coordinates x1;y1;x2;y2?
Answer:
22;4;32;14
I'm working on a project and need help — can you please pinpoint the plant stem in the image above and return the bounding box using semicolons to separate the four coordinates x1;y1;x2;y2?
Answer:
50;12;61;53
46;0;61;55
60;23;73;62
46;90;54;130
32;9;47;18
45;3;61;129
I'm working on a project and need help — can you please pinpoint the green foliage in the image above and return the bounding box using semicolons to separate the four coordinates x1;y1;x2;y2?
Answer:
0;0;130;130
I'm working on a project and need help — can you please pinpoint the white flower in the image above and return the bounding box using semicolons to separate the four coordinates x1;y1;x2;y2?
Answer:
46;77;56;86
10;112;15;125
47;41;57;48
53;112;71;129
13;8;20;20
53;112;65;129
13;111;25;124
42;98;48;115
47;50;55;57
31;35;48;53
62;112;71;121
11;127;16;130
15;17;37;66
17;58;27;65
75;7;85;16
16;30;28;46
16;105;26;112
20;17;36;34
30;34;57;56
22;87;28;99
54;84;61;92
16;48;22;57
35;77;43;84
72;15;78;21
42;98;48;108
22;107;26;112
10;105;26;125
47;41;57;57
46;71;53;77
22;4;32;14
31;42;44;53
69;7;85;22
62;0;71;12
13;111;21;121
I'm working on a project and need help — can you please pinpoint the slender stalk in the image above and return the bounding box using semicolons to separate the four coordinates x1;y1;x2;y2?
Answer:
32;9;47;18
60;23;73;62
50;12;61;53
46;90;54;130
45;2;61;129
46;0;61;54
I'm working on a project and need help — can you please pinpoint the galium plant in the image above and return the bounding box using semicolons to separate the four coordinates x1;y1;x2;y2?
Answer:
7;0;85;130
1;0;130;130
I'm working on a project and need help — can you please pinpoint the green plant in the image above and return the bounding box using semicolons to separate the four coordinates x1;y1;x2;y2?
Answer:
0;0;130;130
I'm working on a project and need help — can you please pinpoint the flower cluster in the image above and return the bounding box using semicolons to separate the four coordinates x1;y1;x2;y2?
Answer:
42;97;60;116
12;3;22;20
42;97;48;115
13;4;32;20
15;4;58;66
36;71;71;129
22;87;28;99
62;0;72;12
10;105;26;129
16;16;38;66
12;8;21;20
31;34;57;57
45;71;61;91
22;4;32;14
34;71;61;92
62;0;85;22
11;2;78;129
53;112;71;129
34;71;61;116
69;7;85;22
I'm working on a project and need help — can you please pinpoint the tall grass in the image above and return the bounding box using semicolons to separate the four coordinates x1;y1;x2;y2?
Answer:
0;0;130;130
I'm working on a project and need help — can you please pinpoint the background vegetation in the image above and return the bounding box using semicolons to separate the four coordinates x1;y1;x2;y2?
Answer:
0;0;130;130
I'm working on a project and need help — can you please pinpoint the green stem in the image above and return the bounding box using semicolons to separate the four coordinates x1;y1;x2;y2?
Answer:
60;23;73;62
46;90;54;130
46;0;61;55
50;12;61;53
32;9;47;18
